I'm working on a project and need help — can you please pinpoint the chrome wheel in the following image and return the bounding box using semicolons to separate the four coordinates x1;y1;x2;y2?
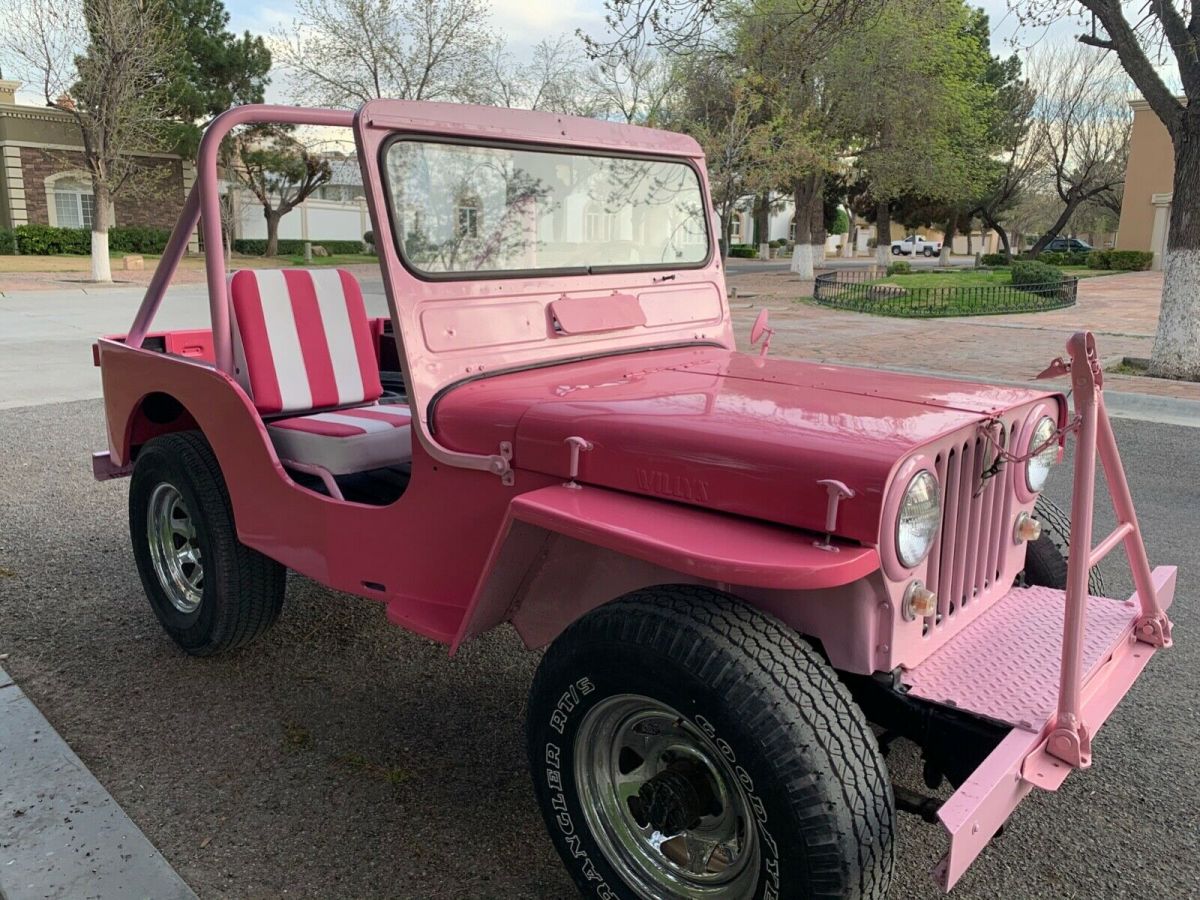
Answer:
146;482;204;614
574;695;760;899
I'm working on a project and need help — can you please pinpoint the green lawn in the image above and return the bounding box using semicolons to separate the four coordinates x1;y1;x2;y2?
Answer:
876;266;1108;288
279;252;378;267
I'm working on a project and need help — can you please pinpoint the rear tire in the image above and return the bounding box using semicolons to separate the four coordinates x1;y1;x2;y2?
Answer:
890;246;901;255
527;586;894;900
129;431;286;656
922;247;934;257
1023;496;1106;595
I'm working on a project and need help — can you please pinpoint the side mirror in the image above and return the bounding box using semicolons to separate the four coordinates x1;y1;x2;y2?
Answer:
750;308;774;357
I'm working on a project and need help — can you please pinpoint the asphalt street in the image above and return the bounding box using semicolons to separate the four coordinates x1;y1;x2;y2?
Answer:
0;394;1196;898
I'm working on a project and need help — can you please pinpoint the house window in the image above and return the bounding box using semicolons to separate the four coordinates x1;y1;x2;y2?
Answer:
457;198;480;238
53;180;94;229
730;214;744;243
584;202;617;242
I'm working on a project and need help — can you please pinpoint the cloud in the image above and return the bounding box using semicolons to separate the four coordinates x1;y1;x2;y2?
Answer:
486;0;605;48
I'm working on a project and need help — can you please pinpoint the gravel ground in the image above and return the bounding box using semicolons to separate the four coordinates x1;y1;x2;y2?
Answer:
0;399;1196;899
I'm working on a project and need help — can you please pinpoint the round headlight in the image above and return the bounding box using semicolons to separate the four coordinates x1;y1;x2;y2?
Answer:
897;470;941;568
1025;416;1058;493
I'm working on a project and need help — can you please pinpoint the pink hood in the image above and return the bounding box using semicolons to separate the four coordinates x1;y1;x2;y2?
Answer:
433;347;1061;544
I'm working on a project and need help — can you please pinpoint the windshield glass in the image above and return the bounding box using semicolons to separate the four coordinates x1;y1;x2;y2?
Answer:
384;139;709;276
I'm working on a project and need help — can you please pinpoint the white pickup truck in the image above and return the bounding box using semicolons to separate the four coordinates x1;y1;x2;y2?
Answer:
890;234;942;256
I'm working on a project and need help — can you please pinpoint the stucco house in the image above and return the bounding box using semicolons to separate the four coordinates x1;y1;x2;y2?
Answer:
1117;98;1177;269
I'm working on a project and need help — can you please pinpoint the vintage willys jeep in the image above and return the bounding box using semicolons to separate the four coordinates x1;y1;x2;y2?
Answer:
94;103;1175;899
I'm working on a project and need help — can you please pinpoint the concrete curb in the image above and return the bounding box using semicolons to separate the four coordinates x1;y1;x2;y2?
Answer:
0;669;197;900
828;360;1200;429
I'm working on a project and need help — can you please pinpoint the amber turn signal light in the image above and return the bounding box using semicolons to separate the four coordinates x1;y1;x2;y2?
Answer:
903;581;938;621
1014;512;1042;544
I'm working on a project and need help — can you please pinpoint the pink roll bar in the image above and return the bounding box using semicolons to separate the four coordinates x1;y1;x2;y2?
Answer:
125;105;356;373
1046;332;1173;768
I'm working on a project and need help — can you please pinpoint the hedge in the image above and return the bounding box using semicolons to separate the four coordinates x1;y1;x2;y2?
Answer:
980;252;1008;266
11;224;172;255
886;260;912;275
727;243;757;259
1086;249;1154;271
1038;250;1090;266
0;228;15;255
232;238;366;256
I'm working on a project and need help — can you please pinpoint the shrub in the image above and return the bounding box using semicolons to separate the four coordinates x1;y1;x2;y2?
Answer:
1011;259;1068;299
109;225;171;254
1037;250;1067;266
886;260;912;275
1087;249;1111;269
363;230;374;246
232;238;366;256
769;238;787;248
0;228;15;255
727;243;757;259
980;252;1008;267
1105;250;1153;271
15;224;90;254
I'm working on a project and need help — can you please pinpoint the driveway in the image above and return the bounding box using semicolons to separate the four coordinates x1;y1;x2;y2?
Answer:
0;400;1195;898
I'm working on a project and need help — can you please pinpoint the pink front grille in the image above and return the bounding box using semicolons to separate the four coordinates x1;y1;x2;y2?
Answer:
923;420;1019;635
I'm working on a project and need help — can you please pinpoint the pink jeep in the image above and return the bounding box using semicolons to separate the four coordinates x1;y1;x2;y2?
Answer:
94;103;1175;898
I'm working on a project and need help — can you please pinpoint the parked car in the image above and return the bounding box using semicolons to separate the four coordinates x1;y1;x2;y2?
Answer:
891;234;942;256
93;102;1176;899
1044;237;1093;253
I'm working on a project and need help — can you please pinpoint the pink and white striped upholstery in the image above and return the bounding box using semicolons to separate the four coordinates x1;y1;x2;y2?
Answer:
230;268;382;415
268;402;412;476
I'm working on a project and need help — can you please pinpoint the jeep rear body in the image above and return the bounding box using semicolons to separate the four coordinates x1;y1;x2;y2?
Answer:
93;104;1174;890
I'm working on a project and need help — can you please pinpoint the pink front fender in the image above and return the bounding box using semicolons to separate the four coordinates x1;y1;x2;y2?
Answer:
452;484;879;651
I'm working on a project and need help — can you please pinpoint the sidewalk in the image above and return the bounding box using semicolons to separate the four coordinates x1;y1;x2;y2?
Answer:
726;269;1200;402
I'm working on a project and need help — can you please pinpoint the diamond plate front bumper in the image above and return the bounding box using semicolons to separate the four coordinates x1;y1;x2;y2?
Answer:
900;566;1177;890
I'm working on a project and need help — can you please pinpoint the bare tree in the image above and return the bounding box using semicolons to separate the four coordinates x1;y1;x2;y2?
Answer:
483;36;604;116
0;0;175;282
275;0;492;107
1025;45;1129;257
232;128;332;257
586;42;675;125
1011;0;1200;379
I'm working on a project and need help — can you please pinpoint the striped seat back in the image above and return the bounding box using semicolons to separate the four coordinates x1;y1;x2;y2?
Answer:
229;269;382;415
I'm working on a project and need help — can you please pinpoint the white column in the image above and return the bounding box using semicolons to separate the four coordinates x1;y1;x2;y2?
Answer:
1149;192;1172;271
2;145;29;227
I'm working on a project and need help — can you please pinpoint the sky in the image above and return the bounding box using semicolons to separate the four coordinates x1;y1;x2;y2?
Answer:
223;0;1089;66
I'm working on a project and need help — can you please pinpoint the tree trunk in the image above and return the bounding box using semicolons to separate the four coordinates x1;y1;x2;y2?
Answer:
875;200;891;267
939;211;957;266
809;180;827;275
264;209;282;257
789;177;819;279
1148;122;1200;380
1029;200;1079;256
754;191;771;260
89;181;113;283
980;210;1012;260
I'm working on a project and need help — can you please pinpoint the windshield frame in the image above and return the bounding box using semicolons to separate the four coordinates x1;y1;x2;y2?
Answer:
378;133;714;282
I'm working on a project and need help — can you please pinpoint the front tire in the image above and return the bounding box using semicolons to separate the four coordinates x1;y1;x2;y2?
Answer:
129;431;286;656
1023;495;1106;595
527;586;894;900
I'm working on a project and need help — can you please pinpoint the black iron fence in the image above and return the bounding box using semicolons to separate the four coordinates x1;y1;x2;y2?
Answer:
812;270;1078;317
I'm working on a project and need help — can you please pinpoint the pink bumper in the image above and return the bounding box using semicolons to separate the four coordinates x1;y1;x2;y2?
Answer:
901;566;1177;890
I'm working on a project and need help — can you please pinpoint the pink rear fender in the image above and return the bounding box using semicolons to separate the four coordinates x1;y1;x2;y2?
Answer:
453;483;884;664
97;339;538;644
